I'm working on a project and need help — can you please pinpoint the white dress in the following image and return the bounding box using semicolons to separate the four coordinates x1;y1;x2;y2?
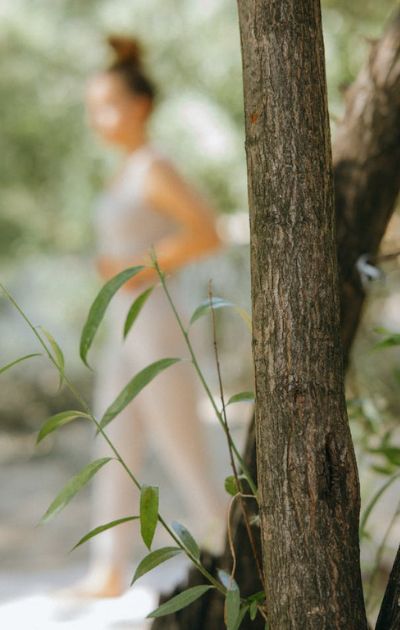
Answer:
89;143;222;572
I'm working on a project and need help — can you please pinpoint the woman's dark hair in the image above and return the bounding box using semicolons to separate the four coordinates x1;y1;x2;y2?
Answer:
107;35;156;100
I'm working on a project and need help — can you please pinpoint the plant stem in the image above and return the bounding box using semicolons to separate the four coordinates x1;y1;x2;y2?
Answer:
152;260;257;496
209;281;265;590
0;283;225;596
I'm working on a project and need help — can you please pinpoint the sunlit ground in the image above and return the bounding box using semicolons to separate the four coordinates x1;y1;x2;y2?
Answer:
0;559;190;630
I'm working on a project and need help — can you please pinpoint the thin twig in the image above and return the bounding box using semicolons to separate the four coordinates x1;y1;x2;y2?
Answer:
227;495;238;579
208;280;265;591
151;256;257;495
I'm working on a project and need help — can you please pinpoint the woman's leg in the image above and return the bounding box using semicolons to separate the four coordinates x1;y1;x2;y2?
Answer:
130;285;227;552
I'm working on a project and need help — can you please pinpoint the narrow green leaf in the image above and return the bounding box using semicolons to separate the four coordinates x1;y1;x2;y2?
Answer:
80;266;144;367
360;471;400;537
37;410;91;444
140;485;159;550
123;286;154;339
131;546;182;585
227;392;255;406
226;586;241;630
147;585;214;618
41;327;65;389
171;521;200;559
249;600;258;620
99;358;181;430
233;605;249;630
189;297;251;332
0;353;41;375
40;457;111;523
72;516;139;551
190;297;234;326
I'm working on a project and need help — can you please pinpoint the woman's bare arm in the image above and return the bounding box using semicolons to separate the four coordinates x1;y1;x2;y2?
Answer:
97;158;222;289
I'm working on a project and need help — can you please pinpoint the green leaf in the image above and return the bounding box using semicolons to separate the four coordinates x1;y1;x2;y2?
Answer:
249;600;258;620
225;475;239;497
227;391;255;405
246;591;265;603
0;353;41;375
368;446;400;466
226;586;241;630
140;485;159;550
219;571;241;630
372;465;396;476
190;297;233;325
147;585;214;618
224;475;246;497
360;471;400;537
189;297;251;332
171;521;200;559
131;546;182;585
80;266;144;367
41;327;65;389
37;410;91;444
72;516;139;550
234;605;249;630
41;457;111;523
123;286;154;339
99;358;181;430
374;332;400;349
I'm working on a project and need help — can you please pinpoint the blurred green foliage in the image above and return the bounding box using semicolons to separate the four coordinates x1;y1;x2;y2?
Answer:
1;0;400;618
0;0;397;261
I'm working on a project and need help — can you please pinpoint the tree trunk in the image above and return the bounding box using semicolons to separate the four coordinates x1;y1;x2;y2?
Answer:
375;545;400;630
151;8;400;630
240;1;366;627
334;10;400;369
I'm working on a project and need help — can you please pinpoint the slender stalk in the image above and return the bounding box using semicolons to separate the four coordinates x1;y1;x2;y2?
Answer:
0;283;225;595
208;281;265;590
365;498;400;610
151;259;257;496
227;495;238;580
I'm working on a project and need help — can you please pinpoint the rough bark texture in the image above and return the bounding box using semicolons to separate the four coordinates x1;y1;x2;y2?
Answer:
239;1;366;627
375;544;400;630
151;8;400;630
334;11;400;368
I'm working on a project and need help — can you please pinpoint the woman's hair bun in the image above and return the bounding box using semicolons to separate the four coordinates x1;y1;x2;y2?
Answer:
107;35;143;66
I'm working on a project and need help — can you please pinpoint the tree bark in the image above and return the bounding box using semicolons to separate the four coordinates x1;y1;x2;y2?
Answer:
334;10;400;369
151;8;400;630
375;545;400;630
239;1;366;627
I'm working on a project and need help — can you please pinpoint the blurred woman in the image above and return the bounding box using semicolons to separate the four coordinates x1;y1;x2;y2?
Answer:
76;35;225;597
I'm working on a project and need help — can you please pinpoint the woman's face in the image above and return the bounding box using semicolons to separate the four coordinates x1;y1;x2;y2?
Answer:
85;72;150;146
